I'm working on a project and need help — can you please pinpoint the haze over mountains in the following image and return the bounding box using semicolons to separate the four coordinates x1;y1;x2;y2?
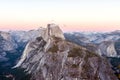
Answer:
0;24;120;80
65;31;120;57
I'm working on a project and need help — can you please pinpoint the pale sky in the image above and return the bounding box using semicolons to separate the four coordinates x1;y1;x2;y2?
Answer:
0;0;120;32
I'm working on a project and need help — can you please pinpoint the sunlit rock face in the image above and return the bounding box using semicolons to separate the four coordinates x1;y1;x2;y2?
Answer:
99;41;117;57
15;24;118;80
39;23;65;41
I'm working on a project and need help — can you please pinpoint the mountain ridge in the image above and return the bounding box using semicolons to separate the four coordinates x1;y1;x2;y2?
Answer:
14;24;118;80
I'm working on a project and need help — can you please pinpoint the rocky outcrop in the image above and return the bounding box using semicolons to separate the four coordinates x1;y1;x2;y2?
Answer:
99;41;117;57
14;23;65;68
15;24;118;80
39;23;65;41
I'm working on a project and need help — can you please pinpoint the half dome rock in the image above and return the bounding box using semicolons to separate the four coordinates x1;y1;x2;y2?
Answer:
46;23;65;40
14;24;118;80
38;23;65;42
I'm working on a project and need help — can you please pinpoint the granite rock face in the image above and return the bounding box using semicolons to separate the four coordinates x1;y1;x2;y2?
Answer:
15;24;118;80
99;41;117;57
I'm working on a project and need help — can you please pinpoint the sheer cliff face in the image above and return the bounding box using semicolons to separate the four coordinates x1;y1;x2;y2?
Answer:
15;24;118;80
99;41;117;57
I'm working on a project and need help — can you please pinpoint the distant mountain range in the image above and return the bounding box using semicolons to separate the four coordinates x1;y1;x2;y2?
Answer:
65;30;120;57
